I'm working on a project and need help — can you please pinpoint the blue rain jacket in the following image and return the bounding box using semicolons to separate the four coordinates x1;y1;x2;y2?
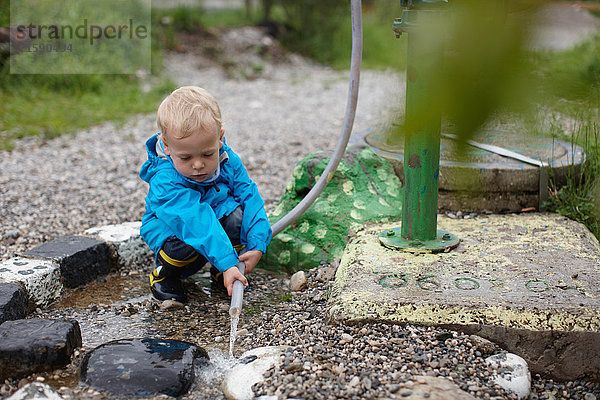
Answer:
139;134;272;272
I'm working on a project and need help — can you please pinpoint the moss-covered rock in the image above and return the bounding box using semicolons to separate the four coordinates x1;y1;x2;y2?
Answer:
262;145;404;273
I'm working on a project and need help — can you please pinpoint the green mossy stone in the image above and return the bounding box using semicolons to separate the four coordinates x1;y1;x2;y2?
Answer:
261;145;404;273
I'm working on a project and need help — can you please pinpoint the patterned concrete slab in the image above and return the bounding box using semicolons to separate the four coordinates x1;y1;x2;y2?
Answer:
0;221;151;309
327;213;600;381
0;257;62;307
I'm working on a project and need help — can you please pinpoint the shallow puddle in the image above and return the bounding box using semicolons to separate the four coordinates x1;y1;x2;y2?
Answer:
39;268;288;399
50;272;149;310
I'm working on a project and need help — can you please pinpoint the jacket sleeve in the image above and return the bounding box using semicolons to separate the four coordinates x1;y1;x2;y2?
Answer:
148;172;240;272
227;152;272;253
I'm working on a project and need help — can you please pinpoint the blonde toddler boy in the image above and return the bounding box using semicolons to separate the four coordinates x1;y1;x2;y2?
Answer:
139;86;272;302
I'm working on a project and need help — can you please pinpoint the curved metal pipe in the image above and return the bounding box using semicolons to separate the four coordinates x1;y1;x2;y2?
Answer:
271;0;363;236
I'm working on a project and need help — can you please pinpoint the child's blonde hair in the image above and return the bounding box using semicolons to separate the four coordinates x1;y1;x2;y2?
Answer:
157;86;222;142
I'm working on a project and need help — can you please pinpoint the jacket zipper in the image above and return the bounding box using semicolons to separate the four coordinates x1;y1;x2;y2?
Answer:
213;182;220;192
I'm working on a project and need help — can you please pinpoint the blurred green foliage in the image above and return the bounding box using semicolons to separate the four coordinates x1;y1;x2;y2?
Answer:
527;33;600;116
274;0;350;65
0;0;7;26
324;1;407;71
250;0;406;70
382;0;598;141
152;6;205;49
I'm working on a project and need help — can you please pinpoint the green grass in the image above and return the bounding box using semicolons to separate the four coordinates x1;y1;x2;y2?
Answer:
531;32;600;238
545;123;600;239
526;33;600;241
278;290;293;303
0;75;174;150
0;62;175;150
203;9;253;28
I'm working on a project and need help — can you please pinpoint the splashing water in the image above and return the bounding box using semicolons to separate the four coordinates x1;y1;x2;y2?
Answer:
229;312;240;357
196;348;237;385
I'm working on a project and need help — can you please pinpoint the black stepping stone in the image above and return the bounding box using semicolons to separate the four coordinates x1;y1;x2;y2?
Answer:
0;282;26;324
23;235;110;288
0;318;82;381
80;338;208;397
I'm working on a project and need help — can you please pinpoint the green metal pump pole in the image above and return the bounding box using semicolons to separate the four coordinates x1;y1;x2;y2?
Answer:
379;0;459;253
400;9;442;242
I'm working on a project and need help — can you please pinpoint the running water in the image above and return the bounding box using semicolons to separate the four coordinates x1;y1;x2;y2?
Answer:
195;348;237;386
229;312;240;357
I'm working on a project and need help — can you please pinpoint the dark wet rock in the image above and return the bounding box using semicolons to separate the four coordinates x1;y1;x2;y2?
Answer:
23;235;110;288
0;282;27;324
80;338;208;397
0;318;82;381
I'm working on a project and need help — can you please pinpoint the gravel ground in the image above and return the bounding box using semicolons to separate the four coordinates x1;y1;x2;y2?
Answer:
1;26;600;400
7;263;600;400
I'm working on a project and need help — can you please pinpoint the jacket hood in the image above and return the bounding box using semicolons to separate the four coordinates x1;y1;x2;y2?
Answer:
139;133;230;186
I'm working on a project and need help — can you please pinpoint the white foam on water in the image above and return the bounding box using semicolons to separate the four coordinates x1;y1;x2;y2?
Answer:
196;347;238;385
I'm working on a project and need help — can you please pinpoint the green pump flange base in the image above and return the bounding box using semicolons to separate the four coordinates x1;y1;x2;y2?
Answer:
379;227;459;253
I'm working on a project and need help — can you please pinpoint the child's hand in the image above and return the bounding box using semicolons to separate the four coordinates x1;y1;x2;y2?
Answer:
239;250;263;274
223;266;248;296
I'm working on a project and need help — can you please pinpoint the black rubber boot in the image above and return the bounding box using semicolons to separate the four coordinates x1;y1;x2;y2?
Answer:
149;268;187;303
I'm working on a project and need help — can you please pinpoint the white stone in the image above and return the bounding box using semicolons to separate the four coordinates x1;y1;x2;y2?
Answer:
340;333;353;344
85;221;152;268
348;376;360;387
0;257;62;307
7;382;63;400
222;346;288;400
289;271;307;291
159;299;185;310
486;352;531;399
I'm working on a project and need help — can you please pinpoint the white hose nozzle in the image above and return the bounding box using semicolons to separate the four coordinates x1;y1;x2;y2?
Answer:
229;261;246;317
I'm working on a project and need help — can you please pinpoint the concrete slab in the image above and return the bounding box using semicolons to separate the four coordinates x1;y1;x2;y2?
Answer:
0;257;62;308
23;235;110;288
352;129;585;212
85;221;153;269
327;213;600;381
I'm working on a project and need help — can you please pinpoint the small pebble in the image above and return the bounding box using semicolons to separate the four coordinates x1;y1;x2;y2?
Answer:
159;300;184;310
